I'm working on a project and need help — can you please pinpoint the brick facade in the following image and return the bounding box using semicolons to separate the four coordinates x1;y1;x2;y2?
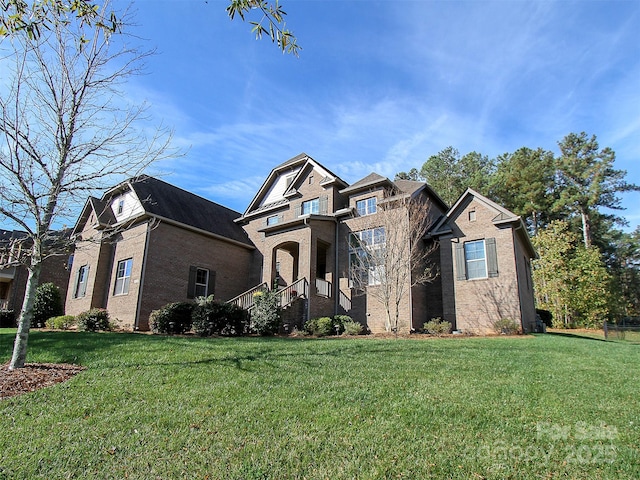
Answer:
63;155;536;335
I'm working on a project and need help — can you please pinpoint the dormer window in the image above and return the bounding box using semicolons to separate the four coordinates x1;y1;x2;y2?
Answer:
356;197;377;216
117;198;125;215
285;174;295;188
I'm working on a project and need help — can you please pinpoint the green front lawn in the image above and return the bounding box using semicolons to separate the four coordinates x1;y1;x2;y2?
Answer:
1;330;638;479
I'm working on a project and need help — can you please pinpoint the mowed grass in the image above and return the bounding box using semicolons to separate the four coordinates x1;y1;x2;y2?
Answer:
1;330;638;479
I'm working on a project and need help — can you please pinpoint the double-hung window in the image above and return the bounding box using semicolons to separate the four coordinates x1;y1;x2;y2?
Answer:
356;197;377;216
349;227;386;286
464;240;487;279
456;238;498;280
114;258;133;295
187;266;215;299
301;198;319;215
73;265;89;298
194;268;209;297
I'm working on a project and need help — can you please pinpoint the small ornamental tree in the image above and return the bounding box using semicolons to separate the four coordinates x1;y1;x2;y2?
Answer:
250;290;281;335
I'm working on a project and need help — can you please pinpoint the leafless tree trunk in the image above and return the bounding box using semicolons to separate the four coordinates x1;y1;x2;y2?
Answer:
0;1;177;369
350;191;439;335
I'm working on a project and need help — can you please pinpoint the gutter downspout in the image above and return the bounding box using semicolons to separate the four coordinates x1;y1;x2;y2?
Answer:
512;221;527;333
303;216;311;324
334;218;340;317
134;218;154;331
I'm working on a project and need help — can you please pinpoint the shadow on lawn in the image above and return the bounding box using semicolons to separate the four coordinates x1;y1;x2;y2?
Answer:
1;330;401;371
544;330;608;343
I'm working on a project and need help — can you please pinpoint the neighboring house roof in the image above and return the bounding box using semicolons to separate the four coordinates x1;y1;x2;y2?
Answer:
0;229;28;245
431;188;537;258
71;196;115;236
127;176;253;247
241;153;348;219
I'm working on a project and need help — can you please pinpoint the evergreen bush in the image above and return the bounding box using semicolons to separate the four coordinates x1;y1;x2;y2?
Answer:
492;318;520;335
305;316;349;336
45;315;76;330
250;290;281;335
423;317;452;336
32;282;63;327
150;302;193;334
0;310;15;328
192;295;247;336
342;320;363;336
77;308;111;332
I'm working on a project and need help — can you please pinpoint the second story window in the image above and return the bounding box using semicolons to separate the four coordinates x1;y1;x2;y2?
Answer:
301;198;319;215
267;215;280;226
117;198;125;215
356;197;377;216
114;258;133;295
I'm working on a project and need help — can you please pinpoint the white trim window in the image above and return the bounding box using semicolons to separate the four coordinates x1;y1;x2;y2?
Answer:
464;240;487;279
456;238;498;280
301;198;319;215
349;227;386;286
73;265;89;298
114;258;133;295
187;266;215;299
356;197;377;216
194;268;209;297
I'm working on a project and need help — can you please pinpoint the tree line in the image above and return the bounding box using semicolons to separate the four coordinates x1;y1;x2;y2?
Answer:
396;133;640;327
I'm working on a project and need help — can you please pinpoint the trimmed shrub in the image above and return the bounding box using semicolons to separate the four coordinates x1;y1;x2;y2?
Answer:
250;290;281;335
32;282;64;328
45;315;76;330
150;302;194;334
424;317;452;336
343;320;363;336
192;295;247;337
332;315;351;335
493;318;520;335
0;310;16;328
77;308;111;332
305;316;347;336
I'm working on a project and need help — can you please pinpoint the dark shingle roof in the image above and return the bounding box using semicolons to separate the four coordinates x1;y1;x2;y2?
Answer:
128;176;253;247
340;172;392;194
393;179;425;196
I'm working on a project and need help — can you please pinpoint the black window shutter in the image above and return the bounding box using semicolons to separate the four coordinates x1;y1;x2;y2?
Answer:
187;266;197;299
73;268;81;298
207;270;216;297
455;243;466;281
486;238;499;277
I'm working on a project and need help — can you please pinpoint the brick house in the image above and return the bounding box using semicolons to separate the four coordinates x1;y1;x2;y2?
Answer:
66;154;536;334
1;229;72;326
65;176;254;330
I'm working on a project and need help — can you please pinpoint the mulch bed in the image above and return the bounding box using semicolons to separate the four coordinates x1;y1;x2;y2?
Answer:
0;362;86;400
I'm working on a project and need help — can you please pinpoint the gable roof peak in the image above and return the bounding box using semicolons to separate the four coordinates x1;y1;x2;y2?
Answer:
340;172;392;194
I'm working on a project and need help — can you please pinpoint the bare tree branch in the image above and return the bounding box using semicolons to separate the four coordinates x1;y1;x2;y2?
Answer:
0;1;179;369
349;189;439;334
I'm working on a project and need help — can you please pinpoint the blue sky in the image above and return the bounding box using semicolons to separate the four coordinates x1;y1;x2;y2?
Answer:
130;0;640;229
5;0;640;232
